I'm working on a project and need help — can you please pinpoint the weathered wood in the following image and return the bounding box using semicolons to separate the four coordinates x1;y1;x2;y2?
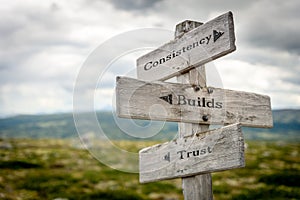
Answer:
136;11;236;81
116;76;273;128
177;67;213;200
175;20;203;40
139;123;245;183
182;174;213;200
176;21;213;199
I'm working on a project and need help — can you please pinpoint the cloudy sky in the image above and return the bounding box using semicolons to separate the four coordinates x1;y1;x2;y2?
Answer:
1;0;300;117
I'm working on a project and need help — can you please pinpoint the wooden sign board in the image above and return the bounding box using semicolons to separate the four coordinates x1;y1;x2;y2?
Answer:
139;123;244;183
116;76;273;128
137;11;236;81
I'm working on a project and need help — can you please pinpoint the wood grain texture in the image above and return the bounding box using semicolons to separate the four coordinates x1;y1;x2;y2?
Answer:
182;174;213;200
176;22;213;200
116;76;273;128
177;67;213;200
136;11;236;81
139;123;245;183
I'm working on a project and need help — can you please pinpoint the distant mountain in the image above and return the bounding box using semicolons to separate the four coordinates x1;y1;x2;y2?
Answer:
0;112;177;141
243;109;300;141
0;110;299;141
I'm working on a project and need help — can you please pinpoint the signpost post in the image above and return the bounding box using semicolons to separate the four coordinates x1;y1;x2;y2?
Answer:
115;11;273;199
177;65;214;199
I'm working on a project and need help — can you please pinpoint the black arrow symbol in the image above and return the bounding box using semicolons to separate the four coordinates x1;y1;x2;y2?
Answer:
213;30;224;42
159;94;173;105
163;152;170;162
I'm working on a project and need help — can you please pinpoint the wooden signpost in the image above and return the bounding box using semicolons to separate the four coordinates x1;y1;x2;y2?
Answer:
116;76;273;128
139;123;244;183
137;12;236;81
115;11;273;199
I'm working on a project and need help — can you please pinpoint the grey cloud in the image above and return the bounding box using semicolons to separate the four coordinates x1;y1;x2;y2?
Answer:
185;0;251;13
109;0;163;11
151;0;253;24
50;3;60;12
0;2;86;88
283;76;300;87
239;0;300;54
1;0;300;116
153;0;300;56
0;2;86;51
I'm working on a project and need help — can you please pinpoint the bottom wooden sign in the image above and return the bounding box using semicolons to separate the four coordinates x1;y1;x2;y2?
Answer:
139;123;245;183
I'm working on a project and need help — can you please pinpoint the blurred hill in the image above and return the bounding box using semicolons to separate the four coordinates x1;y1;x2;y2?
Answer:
0;109;299;141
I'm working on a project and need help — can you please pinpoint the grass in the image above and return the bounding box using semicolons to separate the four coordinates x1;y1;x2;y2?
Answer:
0;138;299;199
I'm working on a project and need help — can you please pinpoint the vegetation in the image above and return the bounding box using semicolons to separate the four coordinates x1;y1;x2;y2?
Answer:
243;109;300;141
0;112;177;140
0;110;299;199
0;138;299;200
0;110;300;141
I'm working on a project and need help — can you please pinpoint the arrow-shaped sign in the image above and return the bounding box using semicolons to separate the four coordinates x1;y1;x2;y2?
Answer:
139;123;245;183
116;76;273;128
137;11;236;81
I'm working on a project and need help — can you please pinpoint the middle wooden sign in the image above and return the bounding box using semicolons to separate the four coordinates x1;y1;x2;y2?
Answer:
116;76;273;128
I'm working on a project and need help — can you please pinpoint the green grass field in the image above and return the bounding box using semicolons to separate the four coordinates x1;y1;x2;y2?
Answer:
0;138;299;200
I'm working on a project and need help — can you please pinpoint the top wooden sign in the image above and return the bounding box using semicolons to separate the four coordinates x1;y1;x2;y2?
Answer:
137;11;236;81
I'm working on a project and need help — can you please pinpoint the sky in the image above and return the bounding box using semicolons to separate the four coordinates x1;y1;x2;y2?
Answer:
1;0;300;117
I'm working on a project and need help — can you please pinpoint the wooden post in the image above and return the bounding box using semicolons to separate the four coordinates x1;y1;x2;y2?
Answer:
176;20;213;200
116;11;272;199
